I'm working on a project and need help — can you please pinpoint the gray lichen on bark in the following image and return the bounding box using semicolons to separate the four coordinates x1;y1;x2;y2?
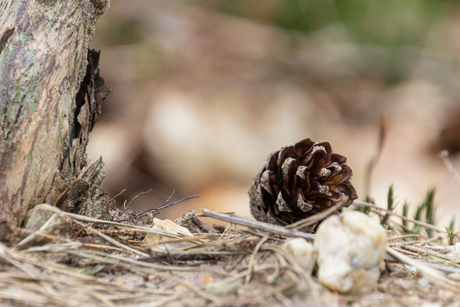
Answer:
0;0;110;243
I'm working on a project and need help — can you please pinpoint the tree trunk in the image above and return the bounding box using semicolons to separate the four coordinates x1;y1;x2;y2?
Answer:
0;0;110;243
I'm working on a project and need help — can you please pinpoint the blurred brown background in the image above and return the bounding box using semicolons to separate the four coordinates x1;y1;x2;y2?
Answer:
88;0;460;226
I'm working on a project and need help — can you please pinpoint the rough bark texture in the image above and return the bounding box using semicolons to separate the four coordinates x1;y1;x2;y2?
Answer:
0;0;110;243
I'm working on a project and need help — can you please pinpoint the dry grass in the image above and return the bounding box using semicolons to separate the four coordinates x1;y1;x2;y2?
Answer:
2;201;460;307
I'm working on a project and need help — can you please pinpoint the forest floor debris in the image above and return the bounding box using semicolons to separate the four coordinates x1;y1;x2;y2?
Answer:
2;200;460;306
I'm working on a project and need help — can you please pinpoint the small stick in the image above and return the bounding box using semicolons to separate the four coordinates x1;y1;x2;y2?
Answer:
116;193;199;223
440;150;460;187
29;204;182;238
219;223;232;240
200;209;315;241
401;245;454;260
385;253;460;274
389;240;426;247
121;189;153;213
388;234;421;240
110;189;126;202
364;115;388;195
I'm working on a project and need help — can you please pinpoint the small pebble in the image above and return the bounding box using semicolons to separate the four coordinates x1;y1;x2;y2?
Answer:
283;238;316;273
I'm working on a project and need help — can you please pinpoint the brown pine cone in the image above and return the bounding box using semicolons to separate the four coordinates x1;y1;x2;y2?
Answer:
249;138;358;226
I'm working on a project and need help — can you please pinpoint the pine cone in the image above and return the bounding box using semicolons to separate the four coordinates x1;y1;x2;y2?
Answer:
249;138;358;226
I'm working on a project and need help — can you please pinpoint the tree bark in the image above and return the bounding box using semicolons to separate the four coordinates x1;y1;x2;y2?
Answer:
0;0;110;243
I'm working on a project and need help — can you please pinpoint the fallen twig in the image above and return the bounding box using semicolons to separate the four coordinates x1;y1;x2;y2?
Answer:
440;150;460;187
200;209;315;241
117;193;199;222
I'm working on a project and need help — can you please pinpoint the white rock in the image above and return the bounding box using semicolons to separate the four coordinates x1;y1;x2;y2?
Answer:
144;218;193;250
283;238;316;273
313;211;387;294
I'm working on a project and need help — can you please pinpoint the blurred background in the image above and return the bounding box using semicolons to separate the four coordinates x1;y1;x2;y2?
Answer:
88;0;460;226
